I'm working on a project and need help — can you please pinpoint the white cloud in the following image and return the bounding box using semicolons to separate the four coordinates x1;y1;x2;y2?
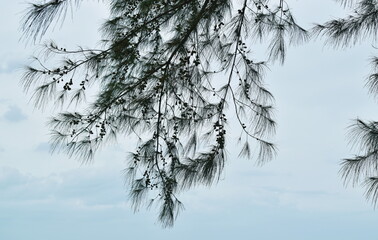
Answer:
0;166;126;209
2;105;27;122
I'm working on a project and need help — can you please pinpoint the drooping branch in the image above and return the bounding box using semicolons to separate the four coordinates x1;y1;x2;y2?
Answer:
21;0;306;227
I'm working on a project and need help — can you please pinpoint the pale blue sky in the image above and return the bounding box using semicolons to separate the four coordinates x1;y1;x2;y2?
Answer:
1;0;378;239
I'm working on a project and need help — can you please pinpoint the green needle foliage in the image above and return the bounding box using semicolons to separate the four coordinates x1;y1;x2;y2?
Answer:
314;0;378;206
21;0;306;226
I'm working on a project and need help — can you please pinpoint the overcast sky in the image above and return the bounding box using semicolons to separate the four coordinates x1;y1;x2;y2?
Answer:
1;0;378;239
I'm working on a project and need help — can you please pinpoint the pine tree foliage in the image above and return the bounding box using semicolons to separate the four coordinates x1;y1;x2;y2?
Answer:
315;0;378;206
21;0;306;226
313;0;378;47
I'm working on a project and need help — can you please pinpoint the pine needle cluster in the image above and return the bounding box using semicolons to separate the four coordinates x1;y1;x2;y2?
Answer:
315;0;378;206
21;0;306;226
